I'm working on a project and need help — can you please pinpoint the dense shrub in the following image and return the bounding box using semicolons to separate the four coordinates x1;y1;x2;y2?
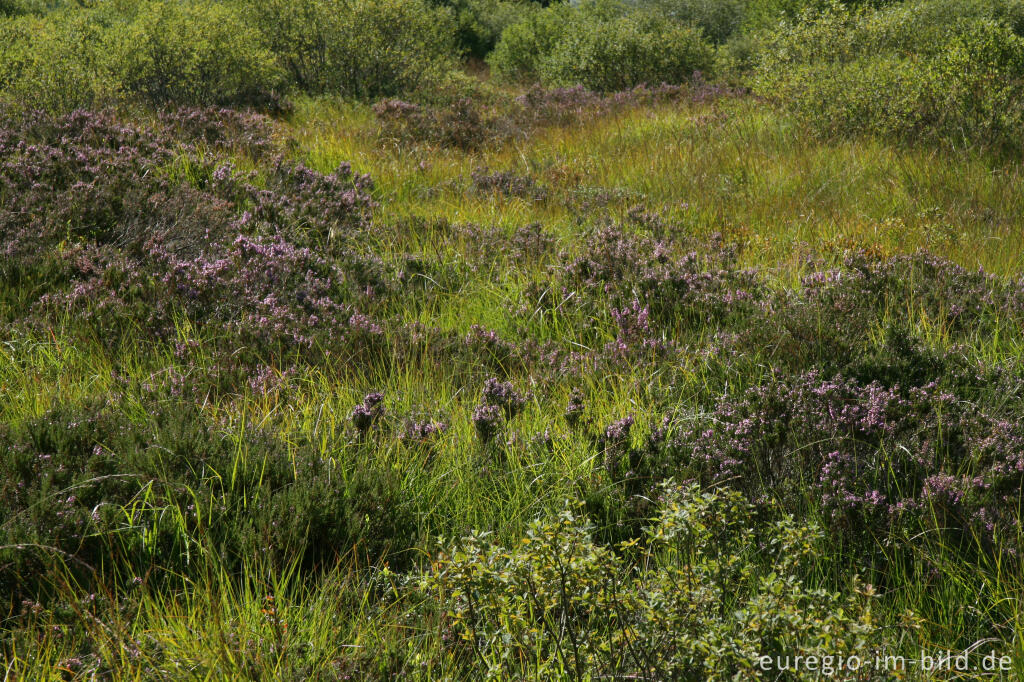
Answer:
238;0;458;99
425;484;876;680
667;368;1024;556
489;0;715;89
0;11;117;112
541;9;715;91
435;0;536;59
112;0;284;107
0;107;384;354
487;1;575;83
752;0;1024;153
375;97;496;149
0;0;460;110
633;0;746;43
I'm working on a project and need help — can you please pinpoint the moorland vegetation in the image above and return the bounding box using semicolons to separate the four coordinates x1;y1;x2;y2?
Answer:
3;0;1024;678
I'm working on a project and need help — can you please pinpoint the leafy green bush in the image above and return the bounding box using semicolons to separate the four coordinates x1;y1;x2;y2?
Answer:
425;483;876;679
490;0;714;90
0;11;118;111
545;10;714;90
633;0;746;43
0;0;459;110
238;0;458;99
111;0;284;107
487;1;575;83
435;0;536;59
752;0;1024;153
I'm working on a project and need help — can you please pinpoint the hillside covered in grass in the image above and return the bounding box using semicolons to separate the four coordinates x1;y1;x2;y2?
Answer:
2;0;1024;679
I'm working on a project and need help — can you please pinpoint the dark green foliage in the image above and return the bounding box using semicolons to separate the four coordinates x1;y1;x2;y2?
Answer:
634;0;746;43
434;0;536;59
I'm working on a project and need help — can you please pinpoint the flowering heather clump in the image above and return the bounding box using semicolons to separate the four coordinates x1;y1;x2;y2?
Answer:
669;370;1024;548
0;106;392;357
798;251;1024;332
563;225;761;327
600;415;635;476
0;109;175;255
235;158;376;238
155;234;361;347
480;377;529;419
374;97;493;150
351;392;386;433
471;167;547;201
608;298;674;357
403;419;448;441
374;83;744;152
744;250;1024;376
460;222;557;269
565;389;586;428
157;106;279;158
472;404;504;444
511;85;610;127
462;325;530;373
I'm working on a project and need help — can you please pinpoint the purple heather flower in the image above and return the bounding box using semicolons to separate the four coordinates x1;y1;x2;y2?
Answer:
472;404;504;443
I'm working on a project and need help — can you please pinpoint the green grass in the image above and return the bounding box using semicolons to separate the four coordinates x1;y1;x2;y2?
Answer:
4;89;1024;679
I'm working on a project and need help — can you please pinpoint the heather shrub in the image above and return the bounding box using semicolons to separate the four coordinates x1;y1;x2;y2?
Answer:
0;396;418;603
111;0;284;107
668;370;1024;554
374;97;496;149
238;0;458;99
752;0;1024;152
425;483;876;680
560;224;761;329
747;251;1024;374
155;106;279;158
471;166;547;200
0;108;385;355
